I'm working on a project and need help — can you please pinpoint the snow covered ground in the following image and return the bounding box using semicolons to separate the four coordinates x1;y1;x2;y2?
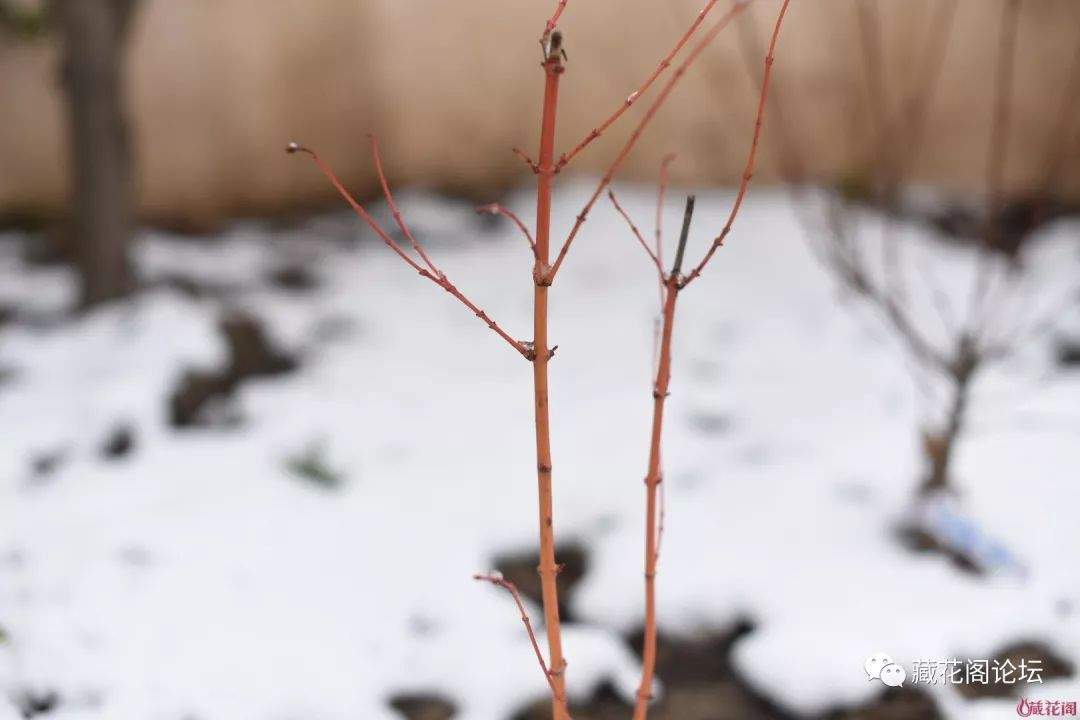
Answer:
1;184;1078;720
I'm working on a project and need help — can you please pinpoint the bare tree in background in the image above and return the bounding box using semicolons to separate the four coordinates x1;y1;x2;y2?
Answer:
737;0;1080;507
51;0;138;307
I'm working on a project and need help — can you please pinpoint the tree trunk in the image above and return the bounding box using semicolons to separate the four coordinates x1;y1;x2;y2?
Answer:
53;0;137;307
919;368;974;497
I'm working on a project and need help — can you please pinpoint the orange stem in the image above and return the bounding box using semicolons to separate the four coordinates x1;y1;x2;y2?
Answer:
533;38;569;720
633;276;679;719
632;195;694;720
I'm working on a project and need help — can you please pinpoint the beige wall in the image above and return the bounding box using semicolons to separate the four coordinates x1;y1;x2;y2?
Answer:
1;0;1078;227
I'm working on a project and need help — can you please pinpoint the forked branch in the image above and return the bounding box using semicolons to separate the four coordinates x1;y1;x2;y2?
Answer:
632;195;695;720
369;134;442;278
608;189;664;281
473;573;572;719
546;1;751;282
556;0;723;170
286;142;533;360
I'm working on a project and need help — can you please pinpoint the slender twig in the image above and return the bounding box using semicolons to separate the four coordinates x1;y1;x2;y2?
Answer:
556;0;723;170
547;2;751;283
543;0;569;42
681;0;792;287
369;134;442;278
286;143;423;273
531;35;570;720
608;190;664;280
733;2;804;183
671;195;695;278
915;255;959;336
656;155;677;256
477;203;537;258
286;143;532;360
632;195;695;720
473;573;572;717
513;146;541;174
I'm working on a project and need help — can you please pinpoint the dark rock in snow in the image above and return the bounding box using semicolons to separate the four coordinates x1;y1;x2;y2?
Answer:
389;694;457;720
168;312;298;428
954;640;1074;699
268;264;319;292
1057;339;1080;369
30;450;66;480
101;423;136;459
512;619;800;720
13;688;60;718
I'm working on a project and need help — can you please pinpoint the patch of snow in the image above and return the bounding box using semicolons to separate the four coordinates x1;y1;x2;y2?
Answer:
1;184;1078;719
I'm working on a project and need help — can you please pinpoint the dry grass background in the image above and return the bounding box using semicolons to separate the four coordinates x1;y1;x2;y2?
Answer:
1;0;1078;228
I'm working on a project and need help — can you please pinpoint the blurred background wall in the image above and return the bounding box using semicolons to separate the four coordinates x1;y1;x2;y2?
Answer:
1;0;1079;230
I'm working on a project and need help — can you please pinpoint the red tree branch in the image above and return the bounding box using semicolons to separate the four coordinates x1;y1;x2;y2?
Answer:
654;154;677;305
513;146;541;174
286;143;533;360
473;573;572;718
546;2;749;283
369;134;442;277
681;0;791;288
543;0;569;41
476;203;537;258
556;0;723;170
608;189;664;281
632;195;695;720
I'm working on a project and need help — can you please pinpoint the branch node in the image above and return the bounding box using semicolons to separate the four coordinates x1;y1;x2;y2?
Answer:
534;264;554;287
